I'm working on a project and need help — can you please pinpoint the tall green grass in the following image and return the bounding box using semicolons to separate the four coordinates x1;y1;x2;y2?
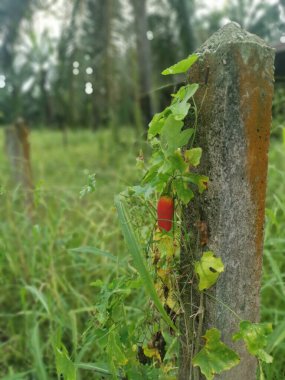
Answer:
0;128;145;379
0;127;284;379
262;140;285;379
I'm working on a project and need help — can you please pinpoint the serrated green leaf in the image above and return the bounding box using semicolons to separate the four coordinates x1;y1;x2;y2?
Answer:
194;251;224;291
171;84;199;102
173;179;194;205
143;171;171;193
158;159;172;175
115;197;177;332
169;84;199;121
169;101;190;121
233;321;273;363
184;173;208;193
142;162;161;184
160;115;183;152
193;328;240;380
167;151;188;173
185;147;202;167
129;184;155;198
162;54;198;75
148;112;167;138
176;129;194;149
160;116;194;155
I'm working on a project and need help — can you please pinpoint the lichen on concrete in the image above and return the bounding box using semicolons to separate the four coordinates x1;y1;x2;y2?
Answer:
179;22;274;380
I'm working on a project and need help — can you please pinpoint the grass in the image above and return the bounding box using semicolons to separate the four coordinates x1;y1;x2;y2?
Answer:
262;139;285;379
0;127;146;379
0;127;284;379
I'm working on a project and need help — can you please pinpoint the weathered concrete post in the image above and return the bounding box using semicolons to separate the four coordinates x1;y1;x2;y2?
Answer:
5;119;34;215
179;23;274;379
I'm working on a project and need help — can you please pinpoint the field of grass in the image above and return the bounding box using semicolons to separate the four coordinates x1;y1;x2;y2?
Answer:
0;127;284;379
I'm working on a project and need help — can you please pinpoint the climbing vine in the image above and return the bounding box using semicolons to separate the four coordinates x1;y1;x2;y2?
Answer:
115;54;273;379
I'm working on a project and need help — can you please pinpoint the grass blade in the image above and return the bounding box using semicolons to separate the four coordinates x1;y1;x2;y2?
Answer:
68;246;116;261
115;196;177;332
267;321;285;353
30;323;48;380
2;371;34;380
25;285;50;315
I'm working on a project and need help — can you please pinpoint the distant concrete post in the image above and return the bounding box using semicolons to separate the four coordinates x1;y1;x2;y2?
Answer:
179;23;274;379
5;119;34;215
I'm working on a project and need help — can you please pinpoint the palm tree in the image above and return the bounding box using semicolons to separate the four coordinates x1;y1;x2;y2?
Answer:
168;0;196;54
14;28;57;123
0;0;32;70
131;0;154;126
194;0;282;45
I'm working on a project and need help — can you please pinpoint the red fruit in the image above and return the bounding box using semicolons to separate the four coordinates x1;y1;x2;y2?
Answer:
157;196;174;232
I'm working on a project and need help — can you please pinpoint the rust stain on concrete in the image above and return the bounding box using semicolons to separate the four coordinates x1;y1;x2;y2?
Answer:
237;48;273;263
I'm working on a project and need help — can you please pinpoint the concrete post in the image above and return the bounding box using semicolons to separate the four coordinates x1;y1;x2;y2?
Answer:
179;23;274;379
5;119;34;215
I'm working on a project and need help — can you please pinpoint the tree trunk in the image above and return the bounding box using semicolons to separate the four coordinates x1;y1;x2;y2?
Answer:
169;0;196;54
179;22;274;379
132;0;153;126
105;0;112;119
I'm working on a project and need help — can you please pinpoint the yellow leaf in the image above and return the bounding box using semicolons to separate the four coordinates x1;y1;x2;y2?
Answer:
143;347;161;362
157;268;170;281
166;289;180;314
155;282;164;300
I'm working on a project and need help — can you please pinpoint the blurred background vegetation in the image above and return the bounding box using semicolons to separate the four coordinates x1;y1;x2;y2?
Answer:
0;0;285;379
0;0;284;130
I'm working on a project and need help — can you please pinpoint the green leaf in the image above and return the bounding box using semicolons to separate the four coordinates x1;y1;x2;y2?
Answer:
142;151;172;191
107;330;128;367
185;147;202;167
184;173;208;193
161;54;198;75
171;84;199;102
169;84;199;120
129;184;155;198
115;196;177;332
161;115;193;155
173;179;194;205
194;251;224;291
168;83;199;120
142;163;161;184
169;101;190;121
54;343;77;380
145;172;171;193
193;328;240;380
233;321;273;363
167;152;188;173
176;129;194;149
148;112;167;138
160;115;183;151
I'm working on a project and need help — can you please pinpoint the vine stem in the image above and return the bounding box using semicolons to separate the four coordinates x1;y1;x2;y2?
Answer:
204;292;242;321
193;292;204;380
